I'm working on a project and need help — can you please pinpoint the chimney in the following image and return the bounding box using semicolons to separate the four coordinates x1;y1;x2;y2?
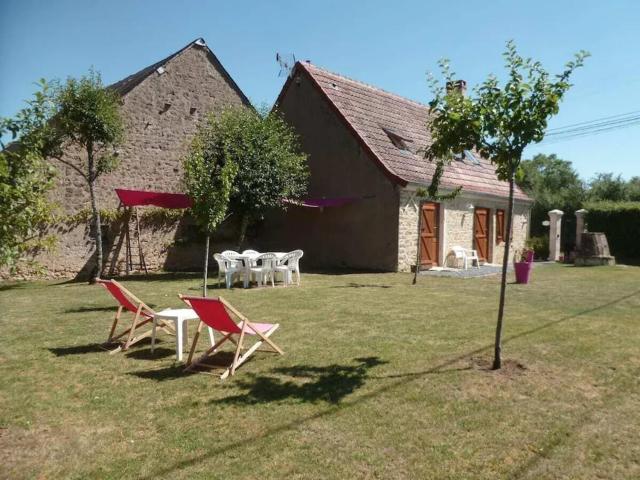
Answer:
446;79;467;96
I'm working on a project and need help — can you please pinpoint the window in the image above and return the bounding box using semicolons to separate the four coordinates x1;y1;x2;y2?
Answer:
496;209;505;244
382;127;412;152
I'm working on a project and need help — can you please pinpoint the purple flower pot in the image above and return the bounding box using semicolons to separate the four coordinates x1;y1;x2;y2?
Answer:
514;261;533;284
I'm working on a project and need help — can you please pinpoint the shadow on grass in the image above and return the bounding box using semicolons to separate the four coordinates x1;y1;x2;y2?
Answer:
136;288;640;480
211;357;387;406
0;283;29;292
48;344;109;356
330;283;392;289
125;347;175;361
64;305;118;313
129;351;241;381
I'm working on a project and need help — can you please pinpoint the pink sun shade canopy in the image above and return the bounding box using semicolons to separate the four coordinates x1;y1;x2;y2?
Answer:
115;189;193;209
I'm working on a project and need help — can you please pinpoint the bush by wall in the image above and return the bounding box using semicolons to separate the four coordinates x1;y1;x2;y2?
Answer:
526;235;549;261
584;201;640;259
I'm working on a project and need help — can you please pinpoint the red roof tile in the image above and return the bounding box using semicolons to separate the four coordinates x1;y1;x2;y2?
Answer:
295;62;531;202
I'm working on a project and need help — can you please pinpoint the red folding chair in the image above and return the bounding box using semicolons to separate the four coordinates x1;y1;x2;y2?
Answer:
180;295;283;379
97;279;174;354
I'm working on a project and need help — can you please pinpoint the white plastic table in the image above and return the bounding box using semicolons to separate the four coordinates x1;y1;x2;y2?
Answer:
151;308;214;362
233;252;287;288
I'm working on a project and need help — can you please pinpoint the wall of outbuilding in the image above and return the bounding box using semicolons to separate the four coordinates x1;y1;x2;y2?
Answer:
256;69;400;271
33;45;249;278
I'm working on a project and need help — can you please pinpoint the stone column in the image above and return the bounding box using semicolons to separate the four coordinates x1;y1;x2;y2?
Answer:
575;209;588;251
548;209;564;261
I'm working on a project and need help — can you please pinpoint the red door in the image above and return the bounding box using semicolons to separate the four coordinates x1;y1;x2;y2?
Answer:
474;208;490;262
420;202;440;268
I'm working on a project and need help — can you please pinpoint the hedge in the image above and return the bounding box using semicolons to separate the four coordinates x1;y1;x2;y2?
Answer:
584;201;640;259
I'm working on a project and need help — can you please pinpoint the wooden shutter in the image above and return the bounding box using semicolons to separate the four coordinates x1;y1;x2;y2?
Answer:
496;209;505;244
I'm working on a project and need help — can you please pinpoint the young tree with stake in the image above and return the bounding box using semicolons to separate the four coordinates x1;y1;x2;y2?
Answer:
426;41;588;369
54;71;124;283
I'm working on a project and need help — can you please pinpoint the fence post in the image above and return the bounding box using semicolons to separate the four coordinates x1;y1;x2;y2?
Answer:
548;209;564;261
575;209;588;251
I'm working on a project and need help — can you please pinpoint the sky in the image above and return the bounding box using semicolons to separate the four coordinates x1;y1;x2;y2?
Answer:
1;0;639;180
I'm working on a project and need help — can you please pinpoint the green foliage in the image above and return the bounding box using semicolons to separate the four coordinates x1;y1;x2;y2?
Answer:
185;106;309;243
225;107;309;237
584;201;640;259
518;153;586;243
183;110;239;234
0;79;61;269
426;41;589;187
54;69;124;180
526;235;550;261
588;173;630;202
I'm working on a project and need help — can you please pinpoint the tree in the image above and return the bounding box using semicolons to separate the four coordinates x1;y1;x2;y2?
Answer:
518;153;586;245
588;172;629;202
183;110;239;296
53;70;124;282
223;107;309;248
628;176;640;201
426;41;588;369
0;80;62;270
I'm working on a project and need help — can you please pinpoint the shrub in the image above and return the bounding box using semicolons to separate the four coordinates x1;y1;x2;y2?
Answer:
526;235;549;261
584;201;640;259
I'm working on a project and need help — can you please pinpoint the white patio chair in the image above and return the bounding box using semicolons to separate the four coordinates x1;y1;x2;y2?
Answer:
241;249;260;267
449;246;480;269
250;252;277;287
274;251;296;286
221;250;240;257
216;253;244;288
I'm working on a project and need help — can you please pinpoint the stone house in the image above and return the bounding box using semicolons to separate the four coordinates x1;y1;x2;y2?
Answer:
40;38;251;277
258;62;532;271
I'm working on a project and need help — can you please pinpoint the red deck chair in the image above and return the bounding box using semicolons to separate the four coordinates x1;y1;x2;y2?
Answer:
97;279;174;354
180;295;283;379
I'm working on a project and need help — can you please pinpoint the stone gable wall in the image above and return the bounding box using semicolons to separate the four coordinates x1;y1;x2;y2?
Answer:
398;188;531;272
36;45;249;277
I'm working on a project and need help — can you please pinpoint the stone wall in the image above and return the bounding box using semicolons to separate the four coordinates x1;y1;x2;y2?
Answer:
397;187;531;271
33;43;249;278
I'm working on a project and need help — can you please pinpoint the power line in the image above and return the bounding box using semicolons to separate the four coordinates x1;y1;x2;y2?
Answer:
539;118;640;145
546;110;640;134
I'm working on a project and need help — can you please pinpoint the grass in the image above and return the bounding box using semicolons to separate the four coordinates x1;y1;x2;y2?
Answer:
1;264;639;479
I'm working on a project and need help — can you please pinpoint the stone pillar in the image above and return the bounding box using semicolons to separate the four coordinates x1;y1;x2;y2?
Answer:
575;209;587;251
548;209;564;261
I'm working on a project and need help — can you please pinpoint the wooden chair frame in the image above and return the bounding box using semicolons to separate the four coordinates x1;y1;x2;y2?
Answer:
180;295;283;380
98;279;174;354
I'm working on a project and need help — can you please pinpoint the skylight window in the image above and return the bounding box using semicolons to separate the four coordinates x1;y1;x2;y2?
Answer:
455;150;481;165
382;127;412;152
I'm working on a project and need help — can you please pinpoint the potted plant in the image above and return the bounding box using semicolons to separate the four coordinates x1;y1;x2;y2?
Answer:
513;248;534;284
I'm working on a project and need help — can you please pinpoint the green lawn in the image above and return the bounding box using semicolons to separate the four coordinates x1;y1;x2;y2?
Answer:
1;264;639;479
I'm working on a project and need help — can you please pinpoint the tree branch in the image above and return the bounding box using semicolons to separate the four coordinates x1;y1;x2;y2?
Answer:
51;156;88;181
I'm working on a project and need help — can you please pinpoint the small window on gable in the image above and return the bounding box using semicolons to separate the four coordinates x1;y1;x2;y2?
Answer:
382;127;412;152
496;209;505;244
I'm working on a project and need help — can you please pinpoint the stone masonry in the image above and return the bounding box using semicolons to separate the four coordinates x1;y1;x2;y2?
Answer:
398;187;531;272
36;40;250;277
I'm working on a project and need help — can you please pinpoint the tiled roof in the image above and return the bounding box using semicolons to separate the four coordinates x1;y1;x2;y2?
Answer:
295;62;531;202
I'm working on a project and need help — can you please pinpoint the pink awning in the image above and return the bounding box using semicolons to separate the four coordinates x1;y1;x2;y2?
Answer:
115;189;193;209
283;197;358;208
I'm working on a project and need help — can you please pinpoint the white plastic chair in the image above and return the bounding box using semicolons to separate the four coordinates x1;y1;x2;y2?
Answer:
275;250;303;286
274;252;296;286
241;249;259;256
250;253;277;287
449;246;480;269
217;253;244;288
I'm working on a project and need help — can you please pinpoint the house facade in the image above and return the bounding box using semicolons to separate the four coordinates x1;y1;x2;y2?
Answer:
259;62;532;272
38;38;251;277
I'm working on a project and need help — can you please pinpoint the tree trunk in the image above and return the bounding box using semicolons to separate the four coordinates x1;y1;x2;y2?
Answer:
492;171;516;370
87;145;103;284
237;213;249;251
203;234;210;297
